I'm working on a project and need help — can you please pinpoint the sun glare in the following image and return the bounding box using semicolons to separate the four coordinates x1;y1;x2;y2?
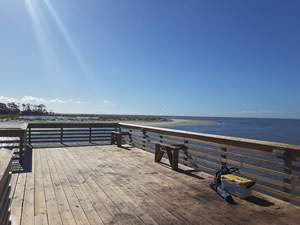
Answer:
24;0;92;81
24;0;51;69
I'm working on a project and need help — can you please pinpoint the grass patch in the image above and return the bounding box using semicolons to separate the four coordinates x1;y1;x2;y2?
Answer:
0;114;20;119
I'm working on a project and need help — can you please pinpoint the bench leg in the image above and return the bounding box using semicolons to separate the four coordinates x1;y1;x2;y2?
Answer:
155;144;164;162
171;149;179;170
111;133;116;145
166;149;173;166
116;134;122;147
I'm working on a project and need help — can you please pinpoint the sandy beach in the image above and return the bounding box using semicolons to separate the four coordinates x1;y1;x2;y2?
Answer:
0;118;220;129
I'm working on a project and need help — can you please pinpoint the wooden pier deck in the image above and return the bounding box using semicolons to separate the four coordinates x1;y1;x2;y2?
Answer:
10;145;300;225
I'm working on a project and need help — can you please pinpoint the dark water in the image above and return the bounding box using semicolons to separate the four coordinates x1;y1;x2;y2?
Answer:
163;116;300;146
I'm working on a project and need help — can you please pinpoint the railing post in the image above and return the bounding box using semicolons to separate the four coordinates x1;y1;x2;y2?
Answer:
28;127;31;145
183;140;189;165
221;147;227;166
142;129;146;149
159;135;163;143
19;132;24;164
129;129;133;146
60;128;63;144
283;157;292;202
89;127;92;143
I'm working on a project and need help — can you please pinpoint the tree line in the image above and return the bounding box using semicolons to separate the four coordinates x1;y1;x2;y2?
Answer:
0;102;52;115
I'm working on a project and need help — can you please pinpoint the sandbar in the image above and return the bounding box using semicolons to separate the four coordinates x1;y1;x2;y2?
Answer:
0;119;220;129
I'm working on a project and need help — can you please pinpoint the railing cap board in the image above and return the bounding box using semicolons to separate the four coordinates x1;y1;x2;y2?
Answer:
27;122;119;128
0;122;27;130
119;123;300;153
2;122;300;153
0;148;13;181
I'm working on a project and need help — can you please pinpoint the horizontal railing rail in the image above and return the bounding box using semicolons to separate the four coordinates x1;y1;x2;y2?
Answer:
27;122;119;145
0;129;26;163
119;123;300;204
0;148;13;225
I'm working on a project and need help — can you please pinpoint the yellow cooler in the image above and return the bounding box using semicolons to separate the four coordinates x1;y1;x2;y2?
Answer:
220;174;255;198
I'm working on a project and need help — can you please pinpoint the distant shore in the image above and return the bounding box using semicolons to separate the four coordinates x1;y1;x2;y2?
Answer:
0;118;220;129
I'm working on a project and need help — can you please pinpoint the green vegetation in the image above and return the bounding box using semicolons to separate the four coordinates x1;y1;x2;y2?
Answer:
0;114;20;119
0;102;52;117
0;101;169;122
89;115;170;122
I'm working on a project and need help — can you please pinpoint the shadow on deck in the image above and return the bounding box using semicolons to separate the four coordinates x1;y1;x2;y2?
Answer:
10;145;300;225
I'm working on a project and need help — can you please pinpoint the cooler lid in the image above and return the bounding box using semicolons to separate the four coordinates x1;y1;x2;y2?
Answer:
221;174;253;186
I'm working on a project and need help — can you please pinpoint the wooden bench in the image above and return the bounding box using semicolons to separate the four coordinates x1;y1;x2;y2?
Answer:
154;143;186;171
111;131;130;147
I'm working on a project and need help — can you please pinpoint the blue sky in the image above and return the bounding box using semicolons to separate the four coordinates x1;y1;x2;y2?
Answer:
1;0;300;118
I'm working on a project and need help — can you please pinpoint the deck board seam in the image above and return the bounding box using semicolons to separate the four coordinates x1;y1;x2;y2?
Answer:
76;147;188;225
58;148;128;225
48;148;91;225
64;147;142;225
52;148;105;225
44;148;78;225
88;146;233;225
68;147;159;225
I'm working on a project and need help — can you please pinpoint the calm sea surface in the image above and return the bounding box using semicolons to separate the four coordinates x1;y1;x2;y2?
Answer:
163;116;300;146
2;116;300;145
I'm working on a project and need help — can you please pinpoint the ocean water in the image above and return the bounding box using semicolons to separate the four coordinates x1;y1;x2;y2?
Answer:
163;116;300;146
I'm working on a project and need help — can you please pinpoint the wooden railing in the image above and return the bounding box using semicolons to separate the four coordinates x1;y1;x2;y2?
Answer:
0;128;26;163
27;122;119;145
2;121;300;205
0;148;13;225
119;123;300;204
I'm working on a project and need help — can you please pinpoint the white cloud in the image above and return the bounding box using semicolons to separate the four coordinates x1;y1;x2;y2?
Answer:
0;96;18;103
0;95;88;105
69;99;87;104
21;96;66;104
104;100;116;106
49;98;66;103
163;105;168;108
22;96;47;103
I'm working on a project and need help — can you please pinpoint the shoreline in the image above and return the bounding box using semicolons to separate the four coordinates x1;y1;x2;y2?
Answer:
0;119;220;129
124;119;220;127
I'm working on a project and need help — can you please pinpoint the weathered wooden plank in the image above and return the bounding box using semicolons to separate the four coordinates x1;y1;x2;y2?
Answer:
44;150;77;225
58;149;128;225
96;146;300;223
49;148;97;225
77;147;187;224
78;146;226;225
59;148;143;225
34;149;47;217
66;148;136;225
20;150;35;225
10;165;26;225
52;149;104;225
69;147;178;225
47;149;90;225
39;149;63;225
34;214;48;225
